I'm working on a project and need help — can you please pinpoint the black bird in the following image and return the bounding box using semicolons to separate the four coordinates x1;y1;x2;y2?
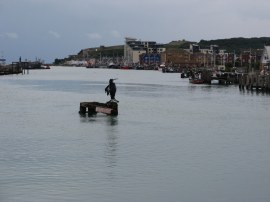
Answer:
105;79;118;102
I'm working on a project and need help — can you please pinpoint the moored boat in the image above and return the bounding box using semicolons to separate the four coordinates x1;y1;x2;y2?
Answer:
189;78;204;84
41;65;50;69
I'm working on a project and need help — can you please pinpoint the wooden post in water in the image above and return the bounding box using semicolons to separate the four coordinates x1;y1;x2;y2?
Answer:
239;72;270;93
266;75;270;92
239;74;246;90
79;105;86;114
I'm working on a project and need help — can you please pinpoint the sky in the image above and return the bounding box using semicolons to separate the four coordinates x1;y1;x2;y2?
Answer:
1;0;270;63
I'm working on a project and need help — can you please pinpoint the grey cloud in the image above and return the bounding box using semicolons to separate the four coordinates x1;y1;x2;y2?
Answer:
1;0;270;63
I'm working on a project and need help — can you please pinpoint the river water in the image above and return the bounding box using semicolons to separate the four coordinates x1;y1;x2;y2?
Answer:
0;67;270;202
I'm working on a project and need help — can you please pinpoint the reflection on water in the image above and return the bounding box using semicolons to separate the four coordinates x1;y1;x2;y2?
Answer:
104;126;118;178
106;116;118;126
79;113;98;123
79;113;119;177
79;113;118;126
105;116;119;169
239;87;270;96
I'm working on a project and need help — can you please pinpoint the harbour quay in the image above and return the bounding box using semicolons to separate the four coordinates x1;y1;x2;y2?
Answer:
0;60;50;76
0;62;23;75
239;72;270;92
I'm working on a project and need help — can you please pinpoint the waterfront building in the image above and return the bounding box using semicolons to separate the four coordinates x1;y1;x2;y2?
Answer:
124;37;166;66
210;45;220;54
161;49;204;68
164;44;229;68
189;44;200;53
260;46;270;71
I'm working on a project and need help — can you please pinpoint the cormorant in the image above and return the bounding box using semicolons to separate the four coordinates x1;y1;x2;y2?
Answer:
105;79;118;102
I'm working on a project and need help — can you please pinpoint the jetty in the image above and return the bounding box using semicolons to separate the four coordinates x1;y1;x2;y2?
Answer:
193;69;239;85
239;73;270;92
0;61;50;76
79;101;118;116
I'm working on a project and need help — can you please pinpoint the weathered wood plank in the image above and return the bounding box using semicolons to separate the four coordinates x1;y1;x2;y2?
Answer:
79;101;118;116
96;107;112;114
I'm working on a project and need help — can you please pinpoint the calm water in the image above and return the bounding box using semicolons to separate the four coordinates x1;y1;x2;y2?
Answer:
0;67;270;202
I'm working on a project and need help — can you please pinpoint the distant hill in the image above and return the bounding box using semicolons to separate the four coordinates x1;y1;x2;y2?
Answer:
79;45;124;58
54;37;270;64
165;37;270;52
165;40;196;49
198;37;270;53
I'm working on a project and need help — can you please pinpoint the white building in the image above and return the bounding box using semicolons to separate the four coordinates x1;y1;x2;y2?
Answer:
124;37;165;65
260;46;270;70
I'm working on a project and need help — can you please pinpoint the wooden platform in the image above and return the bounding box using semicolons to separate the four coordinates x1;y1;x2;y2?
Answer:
79;101;118;116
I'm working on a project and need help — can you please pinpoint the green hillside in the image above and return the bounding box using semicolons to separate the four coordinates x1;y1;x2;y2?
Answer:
198;37;270;53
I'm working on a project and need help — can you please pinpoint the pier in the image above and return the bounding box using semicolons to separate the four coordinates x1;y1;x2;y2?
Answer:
79;101;118;116
210;73;239;84
0;62;23;75
0;61;47;75
239;73;270;92
199;70;240;85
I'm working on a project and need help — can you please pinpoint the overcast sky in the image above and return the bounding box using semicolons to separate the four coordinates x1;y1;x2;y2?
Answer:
1;0;270;63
